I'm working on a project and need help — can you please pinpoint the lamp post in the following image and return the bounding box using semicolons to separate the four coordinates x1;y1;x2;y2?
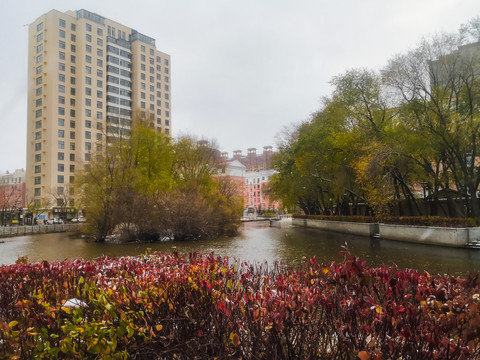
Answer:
421;181;428;217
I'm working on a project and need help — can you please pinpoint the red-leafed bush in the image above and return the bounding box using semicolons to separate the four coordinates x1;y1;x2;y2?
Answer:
0;250;479;359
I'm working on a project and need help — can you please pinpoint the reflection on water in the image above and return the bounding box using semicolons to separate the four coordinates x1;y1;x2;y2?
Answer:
1;222;480;276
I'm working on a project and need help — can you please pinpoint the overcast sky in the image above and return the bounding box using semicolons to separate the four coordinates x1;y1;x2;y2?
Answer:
0;0;479;172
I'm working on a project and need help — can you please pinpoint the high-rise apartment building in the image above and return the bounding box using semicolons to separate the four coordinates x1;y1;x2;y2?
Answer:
26;9;171;213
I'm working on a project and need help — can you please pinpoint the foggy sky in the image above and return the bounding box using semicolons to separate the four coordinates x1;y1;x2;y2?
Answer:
0;0;479;172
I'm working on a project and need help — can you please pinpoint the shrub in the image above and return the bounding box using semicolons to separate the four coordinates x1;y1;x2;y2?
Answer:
0;251;479;359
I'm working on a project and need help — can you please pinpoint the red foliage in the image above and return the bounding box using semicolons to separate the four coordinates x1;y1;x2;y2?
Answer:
0;249;479;358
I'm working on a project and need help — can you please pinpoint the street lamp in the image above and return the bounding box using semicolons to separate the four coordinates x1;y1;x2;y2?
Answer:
421;181;428;217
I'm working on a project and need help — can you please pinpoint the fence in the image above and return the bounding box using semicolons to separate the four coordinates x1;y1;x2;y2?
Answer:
0;224;83;238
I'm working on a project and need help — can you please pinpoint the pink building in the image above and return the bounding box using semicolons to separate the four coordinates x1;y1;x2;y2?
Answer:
0;169;26;209
221;148;281;213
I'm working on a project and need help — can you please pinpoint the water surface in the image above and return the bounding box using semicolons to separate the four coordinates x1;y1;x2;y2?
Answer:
1;222;480;276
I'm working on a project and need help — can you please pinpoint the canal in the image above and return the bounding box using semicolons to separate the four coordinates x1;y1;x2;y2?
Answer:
1;221;480;276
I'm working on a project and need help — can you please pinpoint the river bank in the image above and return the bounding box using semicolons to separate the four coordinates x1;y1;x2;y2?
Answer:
0;224;83;238
292;217;480;248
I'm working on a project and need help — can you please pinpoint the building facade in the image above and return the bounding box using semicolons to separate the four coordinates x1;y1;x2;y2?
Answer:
0;169;26;225
221;147;280;213
26;9;171;211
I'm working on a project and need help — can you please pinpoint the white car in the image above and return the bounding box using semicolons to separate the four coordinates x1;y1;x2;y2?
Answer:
71;216;85;223
45;218;64;225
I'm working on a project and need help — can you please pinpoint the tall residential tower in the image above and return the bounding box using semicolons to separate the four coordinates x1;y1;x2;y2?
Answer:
26;9;171;214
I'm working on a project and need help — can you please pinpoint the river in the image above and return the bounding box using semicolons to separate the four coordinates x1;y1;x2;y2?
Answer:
1;221;480;276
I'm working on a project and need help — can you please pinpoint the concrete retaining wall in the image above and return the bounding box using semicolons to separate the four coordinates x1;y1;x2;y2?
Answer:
0;224;83;238
293;218;480;247
292;218;377;237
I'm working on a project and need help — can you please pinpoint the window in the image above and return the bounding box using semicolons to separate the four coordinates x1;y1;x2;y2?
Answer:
165;85;169;91
86;98;91;106
85;153;91;161
141;101;146;109
35;109;42;118
35;87;42;97
141;54;146;62
157;56;161;62
141;92;146;99
97;28;103;36
71;34;76;42
165;93;169;100
97;38;103;46
37;44;43;53
86;77;91;85
96;133;102;141
85;109;91;117
58;164;64;172
58;130;65;138
149;104;154;111
58;96;65;104
35;142;41;151
70;131;75;139
70;120;75;128
150;94;154;101
59;74;65;82
141;73;146;80
37;22;43;31
58;152;64;160
71;44;76;52
150;67;154;74
97;101;102;108
86;23;92;32
70;109;75;117
59;29;65;38
70;154;75;161
57;175;64;183
35;131;42;140
86;55;92;64
35;98;42;107
97;59;103;67
59;51;65;60
165;76;169;83
85;120;91;128
150;76;154;83
156;109;161;115
157;118;161;124
59;18;66;27
58;107;65;115
70;65;76;74
141;45;145;52
86;87;91;96
35;120;42;129
35;165;41;174
37;33;43;42
97;49;103;57
97;80;103;87
166;111;170;117
150;57;154;65
58;84;65;93
141;83;146;90
85;131;91;139
97;90;103;98
85;65;91;74
71;55;76;63
59;40;65;49
58;118;65;126
70;164;75;172
34;176;41;185
86;44;92;53
70;98;75;106
36;54;43;63
36;65;43;74
85;142;91;151
70;142;75;150
165;119;170;126
71;23;76;31
97;122;103;130
70;88;76;95
96;112;102;119
150;85;154;92
58;141;65;149
165;59;169;66
97;69;103;77
35;154;41;162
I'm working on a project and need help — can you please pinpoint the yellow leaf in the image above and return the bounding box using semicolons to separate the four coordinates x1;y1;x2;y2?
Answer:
311;279;315;285
322;267;329;275
375;306;383;314
156;324;163;331
8;321;18;328
61;307;71;314
230;332;240;346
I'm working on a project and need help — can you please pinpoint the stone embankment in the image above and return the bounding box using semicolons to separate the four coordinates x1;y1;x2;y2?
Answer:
292;218;480;248
0;224;83;238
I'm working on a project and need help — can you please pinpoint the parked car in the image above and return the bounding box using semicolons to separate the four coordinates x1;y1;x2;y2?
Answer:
45;218;64;225
71;216;85;223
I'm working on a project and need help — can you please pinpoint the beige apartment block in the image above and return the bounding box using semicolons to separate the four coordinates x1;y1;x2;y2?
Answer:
26;9;171;213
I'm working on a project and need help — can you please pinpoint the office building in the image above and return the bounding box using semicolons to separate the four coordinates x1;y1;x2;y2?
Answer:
26;9;171;213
